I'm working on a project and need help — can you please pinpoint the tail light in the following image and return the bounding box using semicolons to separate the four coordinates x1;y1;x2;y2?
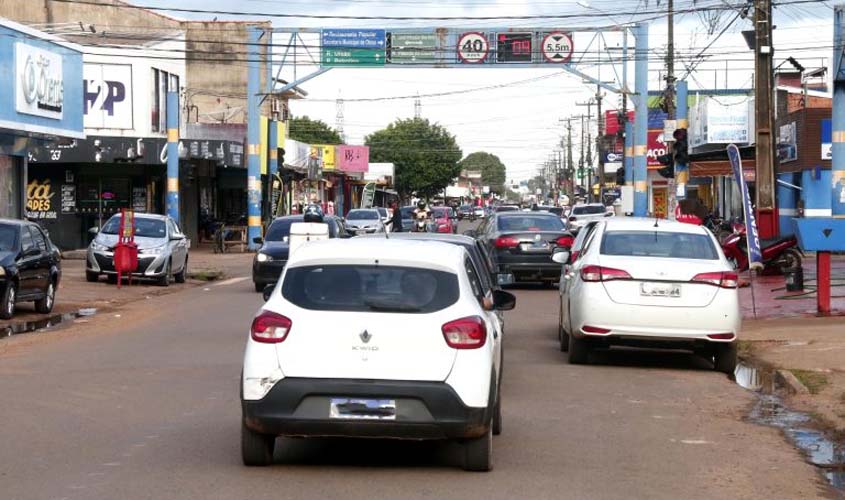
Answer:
691;271;738;289
707;333;736;340
582;325;611;335
495;236;520;249
580;265;632;282
251;311;292;343
442;316;487;349
555;235;574;248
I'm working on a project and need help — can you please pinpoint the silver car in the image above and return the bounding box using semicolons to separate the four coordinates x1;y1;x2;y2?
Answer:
344;209;386;235
86;213;189;286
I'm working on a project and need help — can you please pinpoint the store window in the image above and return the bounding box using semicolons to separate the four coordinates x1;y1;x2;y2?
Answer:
0;155;21;219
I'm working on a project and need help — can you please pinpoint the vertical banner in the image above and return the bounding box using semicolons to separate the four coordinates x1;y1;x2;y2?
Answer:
361;182;376;209
727;144;763;270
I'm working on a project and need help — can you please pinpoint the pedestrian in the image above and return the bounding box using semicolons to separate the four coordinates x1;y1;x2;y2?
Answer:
390;201;403;232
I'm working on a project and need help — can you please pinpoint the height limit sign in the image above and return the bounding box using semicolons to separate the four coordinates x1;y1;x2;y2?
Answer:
457;32;489;64
541;32;574;63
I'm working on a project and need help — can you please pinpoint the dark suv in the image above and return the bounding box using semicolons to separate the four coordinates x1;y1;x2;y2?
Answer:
0;219;62;319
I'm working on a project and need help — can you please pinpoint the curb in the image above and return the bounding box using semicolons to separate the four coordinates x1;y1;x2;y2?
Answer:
775;369;811;395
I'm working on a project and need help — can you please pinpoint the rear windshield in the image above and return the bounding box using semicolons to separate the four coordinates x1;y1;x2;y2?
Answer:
432;208;449;218
573;205;606;215
496;206;519;212
497;215;565;232
347;210;378;220
600;230;719;260
282;265;459;313
266;217;337;240
548;207;564;216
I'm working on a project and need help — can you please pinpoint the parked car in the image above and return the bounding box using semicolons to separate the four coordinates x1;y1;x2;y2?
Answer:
86;213;188;287
432;207;457;234
556;217;740;373
344;209;386;235
568;203;612;233
241;239;515;470
469;212;574;287
252;215;348;292
0;219;61;319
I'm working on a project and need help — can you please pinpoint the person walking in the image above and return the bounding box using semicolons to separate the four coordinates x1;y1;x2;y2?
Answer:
390;201;403;232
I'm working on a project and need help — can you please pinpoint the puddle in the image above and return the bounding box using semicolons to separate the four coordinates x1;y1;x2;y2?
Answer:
0;310;95;338
736;363;845;492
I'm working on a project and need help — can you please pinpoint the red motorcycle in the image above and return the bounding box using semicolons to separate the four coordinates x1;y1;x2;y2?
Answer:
720;224;802;272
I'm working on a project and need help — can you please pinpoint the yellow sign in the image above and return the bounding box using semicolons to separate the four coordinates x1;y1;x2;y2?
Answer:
26;179;57;219
315;144;336;170
652;187;668;219
260;116;269;175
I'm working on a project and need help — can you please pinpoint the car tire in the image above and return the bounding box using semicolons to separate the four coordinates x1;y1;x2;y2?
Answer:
241;421;275;466
463;426;493;472
34;279;56;314
85;271;99;283
568;334;590;364
714;342;738;374
254;282;264;293
492;395;503;436
0;282;16;320
158;261;171;287
174;258;187;284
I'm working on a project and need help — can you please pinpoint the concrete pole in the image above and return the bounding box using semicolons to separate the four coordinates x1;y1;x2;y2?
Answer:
624;121;633;186
247;26;263;250
166;91;179;223
832;5;845;215
633;23;649;217
675;80;689;199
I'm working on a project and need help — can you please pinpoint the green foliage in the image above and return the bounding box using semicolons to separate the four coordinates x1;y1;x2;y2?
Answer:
365;118;462;198
460;151;507;194
288;116;343;145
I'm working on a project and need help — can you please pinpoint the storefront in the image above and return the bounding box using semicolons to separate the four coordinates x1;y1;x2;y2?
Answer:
0;20;84;220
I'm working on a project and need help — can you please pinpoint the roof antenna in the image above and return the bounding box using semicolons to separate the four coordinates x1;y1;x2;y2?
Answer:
653;217;660;228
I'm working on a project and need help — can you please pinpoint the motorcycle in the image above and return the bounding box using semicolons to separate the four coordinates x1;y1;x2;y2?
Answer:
413;211;430;232
721;224;802;273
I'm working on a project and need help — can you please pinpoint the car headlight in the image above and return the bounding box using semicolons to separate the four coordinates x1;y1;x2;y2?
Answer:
0;267;5;276
90;241;109;252
257;252;272;262
141;245;166;255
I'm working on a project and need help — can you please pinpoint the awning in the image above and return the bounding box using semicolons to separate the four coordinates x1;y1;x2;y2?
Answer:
689;144;755;178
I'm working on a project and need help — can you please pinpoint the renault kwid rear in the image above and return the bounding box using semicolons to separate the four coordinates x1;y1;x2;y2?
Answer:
240;239;512;471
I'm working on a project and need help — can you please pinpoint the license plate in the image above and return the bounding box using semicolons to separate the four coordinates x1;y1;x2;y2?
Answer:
520;242;550;253
640;282;681;298
329;398;396;420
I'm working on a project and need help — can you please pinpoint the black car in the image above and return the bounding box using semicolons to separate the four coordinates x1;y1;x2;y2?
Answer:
468;211;573;287
0;219;62;319
252;215;348;292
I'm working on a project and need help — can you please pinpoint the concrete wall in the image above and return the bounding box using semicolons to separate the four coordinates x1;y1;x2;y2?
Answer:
1;0;180;31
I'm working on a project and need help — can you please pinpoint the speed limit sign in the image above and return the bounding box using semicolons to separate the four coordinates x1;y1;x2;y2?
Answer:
541;32;574;63
457;32;489;64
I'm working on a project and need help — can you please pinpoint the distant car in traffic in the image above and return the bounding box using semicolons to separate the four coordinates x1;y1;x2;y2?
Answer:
86;213;188;287
432;207;457;234
495;205;520;213
0;219;61;319
457;204;474;220
469;211;574;287
241;238;515;470
252;215;348;292
556;217;740;373
568;203;612;233
344;209;386;235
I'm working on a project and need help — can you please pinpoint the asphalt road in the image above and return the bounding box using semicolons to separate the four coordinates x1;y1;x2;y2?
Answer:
0;237;833;499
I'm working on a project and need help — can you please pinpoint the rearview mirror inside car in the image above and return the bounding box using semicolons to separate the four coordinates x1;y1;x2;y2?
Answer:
552;249;570;264
492;290;516;311
262;284;274;302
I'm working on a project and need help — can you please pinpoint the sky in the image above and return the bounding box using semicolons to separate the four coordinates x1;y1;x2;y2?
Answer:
133;0;835;182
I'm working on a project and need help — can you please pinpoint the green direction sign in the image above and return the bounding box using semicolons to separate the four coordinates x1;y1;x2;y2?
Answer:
388;33;438;64
322;48;385;67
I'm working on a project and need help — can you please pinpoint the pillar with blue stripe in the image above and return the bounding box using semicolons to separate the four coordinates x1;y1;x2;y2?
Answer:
833;6;845;216
777;172;798;235
633;23;649;217
674;80;689;200
247;26;263;250
166;91;179;223
624;120;633;186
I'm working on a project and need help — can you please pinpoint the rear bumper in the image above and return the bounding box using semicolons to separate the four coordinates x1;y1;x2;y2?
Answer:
242;377;491;440
497;260;561;281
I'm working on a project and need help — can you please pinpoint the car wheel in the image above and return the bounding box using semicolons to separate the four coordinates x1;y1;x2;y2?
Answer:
241;421;275;466
35;280;56;314
714;342;738;374
492;395;503;436
174;258;187;284
463;426;493;472
85;270;99;283
0;282;16;320
158;261;171;287
568;334;590;364
254;282;264;293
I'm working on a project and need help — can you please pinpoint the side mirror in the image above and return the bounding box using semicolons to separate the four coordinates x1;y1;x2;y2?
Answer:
88;226;99;235
262;284;274;302
253;236;263;244
552;249;570;264
492;290;516;311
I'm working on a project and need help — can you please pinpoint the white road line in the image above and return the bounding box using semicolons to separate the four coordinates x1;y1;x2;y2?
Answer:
211;276;250;287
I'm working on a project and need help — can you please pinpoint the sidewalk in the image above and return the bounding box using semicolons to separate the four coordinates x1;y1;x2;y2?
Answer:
0;245;253;333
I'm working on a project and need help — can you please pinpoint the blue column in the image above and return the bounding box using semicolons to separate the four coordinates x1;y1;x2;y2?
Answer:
833;6;845;215
247;26;262;250
633;23;649;217
166;91;179;222
675;80;689;200
777;172;798;236
624;121;633;186
802;168;832;217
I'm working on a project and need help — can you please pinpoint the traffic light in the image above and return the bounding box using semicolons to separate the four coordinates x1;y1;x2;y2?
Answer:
656;153;673;167
657;165;675;179
673;128;688;165
615;166;625;185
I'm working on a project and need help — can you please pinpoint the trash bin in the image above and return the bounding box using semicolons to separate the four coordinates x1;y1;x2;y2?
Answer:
784;265;804;292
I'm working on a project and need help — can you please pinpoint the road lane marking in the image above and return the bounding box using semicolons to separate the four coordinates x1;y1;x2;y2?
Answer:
211;277;250;287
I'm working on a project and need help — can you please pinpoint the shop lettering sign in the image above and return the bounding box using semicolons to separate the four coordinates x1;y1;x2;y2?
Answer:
16;43;64;120
26;179;58;219
337;145;369;173
83;64;132;129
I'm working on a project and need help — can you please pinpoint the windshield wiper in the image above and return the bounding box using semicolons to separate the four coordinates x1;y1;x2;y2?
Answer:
363;299;422;313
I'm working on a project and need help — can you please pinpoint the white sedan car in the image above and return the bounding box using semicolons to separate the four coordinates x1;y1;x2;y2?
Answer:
241;238;515;471
555;218;740;373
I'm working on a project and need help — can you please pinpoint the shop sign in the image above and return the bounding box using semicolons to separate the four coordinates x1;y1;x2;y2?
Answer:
61;184;76;214
646;130;667;168
26;179;58;219
315;144;336;170
337;145;370;173
83;63;133;129
705;98;750;144
16;42;64;120
777;122;797;163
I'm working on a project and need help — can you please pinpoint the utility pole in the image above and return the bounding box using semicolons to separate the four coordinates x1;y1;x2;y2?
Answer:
596;85;604;191
576;100;594;201
666;0;676;120
754;0;777;238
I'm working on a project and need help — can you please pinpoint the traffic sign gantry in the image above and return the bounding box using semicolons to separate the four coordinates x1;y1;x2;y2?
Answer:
541;32;574;63
457;32;489;64
387;33;438;64
321;29;386;67
322;48;385;67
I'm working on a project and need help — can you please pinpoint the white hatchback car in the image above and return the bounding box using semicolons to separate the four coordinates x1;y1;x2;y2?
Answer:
241;238;515;471
555;218;740;373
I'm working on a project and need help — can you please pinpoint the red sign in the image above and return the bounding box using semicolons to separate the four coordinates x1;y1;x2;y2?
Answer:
647;129;667;168
604;110;634;135
337;145;370;173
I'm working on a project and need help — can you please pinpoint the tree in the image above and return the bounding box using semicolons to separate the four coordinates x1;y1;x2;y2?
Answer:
460;151;507;194
365;118;462;198
288;116;342;145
